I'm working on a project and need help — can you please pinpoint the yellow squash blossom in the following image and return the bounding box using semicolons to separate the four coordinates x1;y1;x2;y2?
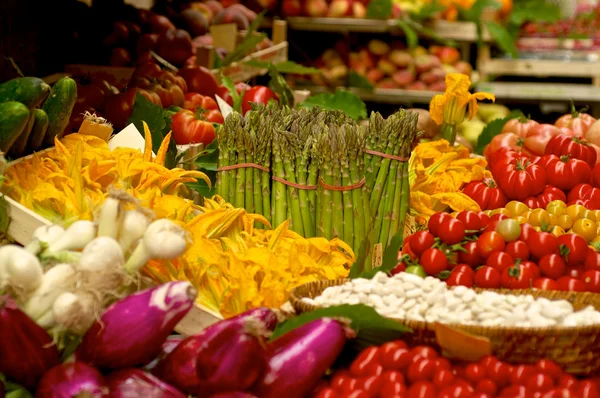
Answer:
429;74;495;145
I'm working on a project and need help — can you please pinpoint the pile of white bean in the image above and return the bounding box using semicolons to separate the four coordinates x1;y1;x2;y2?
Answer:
304;272;600;327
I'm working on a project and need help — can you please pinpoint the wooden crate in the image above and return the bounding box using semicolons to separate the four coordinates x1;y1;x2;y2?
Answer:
197;20;288;83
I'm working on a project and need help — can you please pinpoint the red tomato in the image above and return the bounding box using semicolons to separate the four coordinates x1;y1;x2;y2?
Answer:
381;347;412;371
502;264;534;289
486;251;514;273
500;385;535;398
242;86;279;115
556;276;586;292
518;223;536;242
527;372;555;392
555;108;597;140
524;123;563;156
483;219;501;234
433;369;455;389
438;384;474;398
453;264;475;276
446;271;474;287
183;92;218;111
314;387;337;398
407;359;437;383
410;231;436;257
103;88;162;130
155;28;194;66
533;277;559;291
331;370;353;390
535;359;563;380
521;260;540;280
479;212;491;226
557;233;589;266
557;374;578;389
215;82;251;106
344;390;369;398
578;380;600;398
535;185;568;209
458;241;483;267
456;211;483;233
584;248;600;271
505;240;530;261
177;66;219;98
484;132;529;162
474;266;502;289
486;360;512;387
379;380;407;397
410;346;438;360
407;381;436;398
380;369;405;385
503;117;540;138
170;109;216;145
476;379;498;395
350;347;382;377
438;219;466;244
511;364;537;384
593;164;600;188
546;135;598;167
428;212;453;237
462;178;509;210
464;364;487;384
493;157;547;201
538;254;566;279
203;109;224;124
540;154;592;191
419;248;449;276
356;375;383;396
527;232;559;260
582;270;600;292
567;183;600;209
477;231;506;258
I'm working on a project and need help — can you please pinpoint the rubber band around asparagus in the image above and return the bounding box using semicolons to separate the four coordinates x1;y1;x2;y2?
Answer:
272;176;317;190
217;163;270;173
319;177;366;192
364;149;410;162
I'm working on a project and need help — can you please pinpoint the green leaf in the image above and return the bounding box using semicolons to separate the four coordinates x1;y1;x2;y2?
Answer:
187;173;217;198
475;109;524;154
485;21;518;58
221;75;243;113
349;227;373;278
357;227;405;279
246;60;321;75
460;0;500;21
396;20;419;49
0;194;9;238
411;0;446;20
268;64;295;107
509;0;560;25
366;0;393;19
298;90;367;121
348;71;375;91
195;139;219;171
222;11;267;66
271;304;410;347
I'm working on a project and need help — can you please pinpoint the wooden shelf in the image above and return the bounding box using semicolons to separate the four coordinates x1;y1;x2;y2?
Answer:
285;17;490;42
298;85;440;104
476;82;600;102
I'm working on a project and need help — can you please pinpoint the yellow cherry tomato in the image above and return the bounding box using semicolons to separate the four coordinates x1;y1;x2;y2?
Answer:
592;236;600;245
566;204;586;221
529;209;552;228
549;214;559;226
557;214;574;230
551;226;565;237
506;201;529;217
546;200;566;217
595;210;600;220
490;208;511;217
515;216;528;224
484;210;492;216
582;210;597;222
572;218;598;242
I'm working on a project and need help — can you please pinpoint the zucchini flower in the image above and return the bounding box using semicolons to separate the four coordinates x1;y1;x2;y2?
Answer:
429;73;495;145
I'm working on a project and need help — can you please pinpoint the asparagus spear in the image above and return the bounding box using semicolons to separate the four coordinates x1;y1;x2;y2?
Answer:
298;135;315;237
340;125;355;249
234;120;247;209
280;130;304;236
272;131;287;227
378;145;398;247
397;112;420;242
317;127;333;240
331;128;344;239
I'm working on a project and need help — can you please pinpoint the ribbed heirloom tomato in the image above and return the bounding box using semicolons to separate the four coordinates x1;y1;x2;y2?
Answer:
541;154;592;191
493;157;547;201
555;106;597;137
545;135;598;166
462;178;508;210
170;110;216;146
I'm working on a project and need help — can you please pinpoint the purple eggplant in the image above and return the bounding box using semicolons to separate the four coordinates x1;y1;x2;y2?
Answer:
195;319;267;395
76;282;197;370
145;335;185;371
153;307;276;394
107;369;186;398
0;295;60;389
36;362;108;398
252;318;349;398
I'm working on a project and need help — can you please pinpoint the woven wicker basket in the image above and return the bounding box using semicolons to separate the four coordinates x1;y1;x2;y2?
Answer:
289;279;600;375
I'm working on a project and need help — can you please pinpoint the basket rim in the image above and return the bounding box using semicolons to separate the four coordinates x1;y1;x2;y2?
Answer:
290;278;600;335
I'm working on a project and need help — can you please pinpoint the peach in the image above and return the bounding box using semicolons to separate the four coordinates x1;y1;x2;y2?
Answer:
414;54;439;74
328;0;353;17
322;49;344;67
454;61;473;76
228;4;257;24
204;0;224;15
376;78;398;89
358;49;376;69
389;49;413;67
368;40;391;56
282;0;303;16
391;69;415;87
406;81;427;91
189;3;214;23
428;81;447;92
181;9;209;37
213;9;250;30
305;0;328;17
366;68;385;83
377;58;397;75
419;71;442;85
435;46;461;65
352;2;367;18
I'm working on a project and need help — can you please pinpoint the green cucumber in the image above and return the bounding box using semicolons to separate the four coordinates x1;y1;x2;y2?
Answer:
9;111;36;158
27;109;49;151
0;77;51;109
42;77;77;147
0;101;30;153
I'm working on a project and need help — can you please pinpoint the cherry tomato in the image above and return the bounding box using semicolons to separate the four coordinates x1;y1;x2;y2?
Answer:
428;212;453;237
438;384;474;398
486;360;512;387
567;266;586;279
356;375;383;396
584;248;600;271
350;347;381;377
381;347;412;371
379;380;407;397
486;251;515;273
407;381;436;398
314;387;338;398
519;223;536;242
336;376;359;394
456;211;483;233
533;278;559;291
241;86;279;115
476;379;498;395
511;364;537;384
390;262;407;276
527;232;559;260
582;269;600;292
474;266;502;289
527;372;555;392
410;346;438;360
557;374;578;389
477;231;506;258
535;359;563;380
502;264;534;288
483;219;501;234
331;370;352;390
556;276;586;292
433;369;455;389
407;359;437;383
464;363;487;384
419;248;449;276
380;369;405;385
458;241;483;267
446;271;474;287
521;260;541;279
438;218;466;244
579;380;600;398
345;390;370;398
505;240;531;261
496;219;522;242
556;234;589;266
410;231;436;257
539;254;566;279
433;357;452;371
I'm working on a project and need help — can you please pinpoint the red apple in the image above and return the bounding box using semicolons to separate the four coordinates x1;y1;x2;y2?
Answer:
407;81;427;91
352;2;367;18
282;0;303;16
328;0;353;17
392;69;415;87
305;0;328;17
366;69;385;83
